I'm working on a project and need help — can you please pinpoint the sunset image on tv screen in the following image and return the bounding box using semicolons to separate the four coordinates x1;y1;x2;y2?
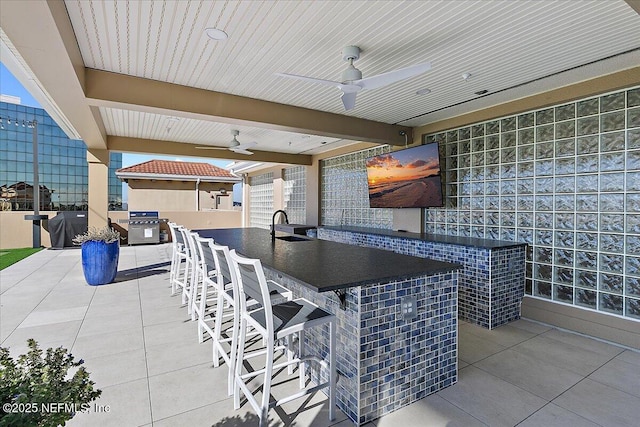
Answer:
366;143;443;208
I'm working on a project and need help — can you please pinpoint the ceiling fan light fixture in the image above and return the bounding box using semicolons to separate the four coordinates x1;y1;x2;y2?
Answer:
205;27;228;41
341;64;362;82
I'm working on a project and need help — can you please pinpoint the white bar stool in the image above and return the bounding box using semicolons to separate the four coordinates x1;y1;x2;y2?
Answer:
167;222;182;294
209;241;293;396
169;225;190;299
229;250;336;426
192;234;219;342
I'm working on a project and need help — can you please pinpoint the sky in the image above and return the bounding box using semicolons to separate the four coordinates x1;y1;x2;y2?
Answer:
0;62;241;203
0;63;40;107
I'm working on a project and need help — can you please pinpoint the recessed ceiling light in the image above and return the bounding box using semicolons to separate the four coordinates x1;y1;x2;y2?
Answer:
462;72;472;81
475;89;489;95
415;88;431;95
205;28;228;41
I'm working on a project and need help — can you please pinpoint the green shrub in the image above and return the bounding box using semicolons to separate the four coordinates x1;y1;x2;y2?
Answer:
0;339;101;427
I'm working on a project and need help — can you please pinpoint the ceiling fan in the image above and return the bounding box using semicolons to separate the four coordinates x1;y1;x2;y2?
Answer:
275;45;431;111
196;129;257;155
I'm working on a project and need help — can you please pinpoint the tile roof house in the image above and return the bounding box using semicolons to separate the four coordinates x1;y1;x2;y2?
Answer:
116;160;241;212
116;160;240;182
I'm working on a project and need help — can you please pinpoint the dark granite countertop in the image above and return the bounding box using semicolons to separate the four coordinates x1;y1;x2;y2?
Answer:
196;227;460;293
320;225;526;250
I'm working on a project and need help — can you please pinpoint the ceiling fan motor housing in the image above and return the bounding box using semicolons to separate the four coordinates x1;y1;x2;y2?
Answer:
230;129;240;147
341;46;363;82
342;45;361;62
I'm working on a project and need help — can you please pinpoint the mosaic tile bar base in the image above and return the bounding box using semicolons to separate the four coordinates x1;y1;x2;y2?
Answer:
318;227;525;329
263;267;458;425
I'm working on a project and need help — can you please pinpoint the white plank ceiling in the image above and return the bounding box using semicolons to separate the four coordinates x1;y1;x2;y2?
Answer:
62;0;640;156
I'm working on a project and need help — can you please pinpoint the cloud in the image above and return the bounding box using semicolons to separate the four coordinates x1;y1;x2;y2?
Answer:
366;154;402;169
407;159;427;168
407;158;439;170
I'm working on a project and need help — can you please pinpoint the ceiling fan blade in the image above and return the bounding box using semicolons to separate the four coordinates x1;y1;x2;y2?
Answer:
195;146;228;150
356;61;431;91
275;72;343;88
229;147;254;155
341;91;357;111
278;73;361;93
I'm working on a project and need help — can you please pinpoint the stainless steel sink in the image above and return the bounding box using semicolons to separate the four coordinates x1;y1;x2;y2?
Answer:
276;235;310;242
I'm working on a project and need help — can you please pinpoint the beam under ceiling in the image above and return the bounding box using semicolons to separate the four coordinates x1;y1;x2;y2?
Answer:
84;69;414;147
108;136;312;166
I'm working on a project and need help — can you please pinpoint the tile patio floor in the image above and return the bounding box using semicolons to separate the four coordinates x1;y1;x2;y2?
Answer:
1;244;639;426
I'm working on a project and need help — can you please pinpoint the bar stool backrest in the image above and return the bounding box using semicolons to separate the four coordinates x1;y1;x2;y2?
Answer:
209;241;235;289
187;232;199;265
167;222;179;246
177;227;190;257
173;225;184;247
197;236;216;277
229;251;274;334
191;232;204;269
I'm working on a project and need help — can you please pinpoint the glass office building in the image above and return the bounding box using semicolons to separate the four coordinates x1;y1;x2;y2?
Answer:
0;99;122;211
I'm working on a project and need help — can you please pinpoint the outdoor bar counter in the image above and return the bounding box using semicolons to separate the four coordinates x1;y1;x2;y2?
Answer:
318;226;527;330
197;227;460;425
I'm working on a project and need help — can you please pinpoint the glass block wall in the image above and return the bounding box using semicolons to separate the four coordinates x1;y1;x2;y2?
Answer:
425;86;640;320
249;172;274;229
320;146;393;228
283;165;306;224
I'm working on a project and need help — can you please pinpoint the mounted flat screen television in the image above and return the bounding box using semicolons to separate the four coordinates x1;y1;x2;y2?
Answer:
366;143;443;208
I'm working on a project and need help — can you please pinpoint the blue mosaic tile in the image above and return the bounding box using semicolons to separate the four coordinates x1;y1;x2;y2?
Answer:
263;267;457;424
318;228;525;329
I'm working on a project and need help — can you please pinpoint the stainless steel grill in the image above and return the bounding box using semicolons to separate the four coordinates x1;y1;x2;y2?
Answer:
121;211;165;245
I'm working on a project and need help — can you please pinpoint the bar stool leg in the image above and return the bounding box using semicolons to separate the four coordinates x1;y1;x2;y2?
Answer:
228;302;240;396
212;290;225;368
181;260;189;305
234;316;247;410
260;335;274;426
189;263;198;321
286;334;295;375
298;330;306;389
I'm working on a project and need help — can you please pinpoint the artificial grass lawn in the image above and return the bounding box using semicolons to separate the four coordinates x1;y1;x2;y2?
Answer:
0;247;43;270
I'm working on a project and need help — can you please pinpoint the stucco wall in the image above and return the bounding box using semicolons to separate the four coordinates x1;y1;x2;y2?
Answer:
126;180;235;211
0;211;54;249
0;210;241;249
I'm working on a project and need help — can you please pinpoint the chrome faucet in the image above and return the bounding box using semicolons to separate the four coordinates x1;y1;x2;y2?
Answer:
271;210;289;239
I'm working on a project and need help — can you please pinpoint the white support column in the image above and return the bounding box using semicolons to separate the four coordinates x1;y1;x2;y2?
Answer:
273;168;285;211
242;174;250;227
305;159;320;226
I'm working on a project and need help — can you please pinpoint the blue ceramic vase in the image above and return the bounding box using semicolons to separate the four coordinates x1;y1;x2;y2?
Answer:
81;240;119;285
